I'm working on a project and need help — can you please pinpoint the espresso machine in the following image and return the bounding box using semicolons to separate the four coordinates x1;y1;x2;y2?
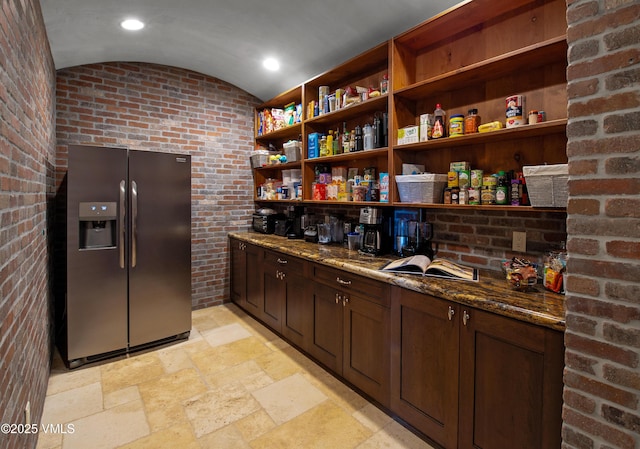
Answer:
393;208;434;259
359;206;384;255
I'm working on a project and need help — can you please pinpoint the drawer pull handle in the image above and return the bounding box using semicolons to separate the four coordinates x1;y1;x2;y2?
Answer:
277;258;288;264
463;310;470;326
447;306;455;321
336;277;352;286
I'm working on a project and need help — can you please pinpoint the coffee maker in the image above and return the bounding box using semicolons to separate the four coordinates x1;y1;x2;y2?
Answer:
286;205;305;239
359;206;384;256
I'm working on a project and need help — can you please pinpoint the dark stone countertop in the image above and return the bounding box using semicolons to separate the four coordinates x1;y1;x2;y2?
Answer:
229;231;566;332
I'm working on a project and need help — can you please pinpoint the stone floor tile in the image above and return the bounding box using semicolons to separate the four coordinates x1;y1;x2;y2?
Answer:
40;382;103;425
251;373;327;425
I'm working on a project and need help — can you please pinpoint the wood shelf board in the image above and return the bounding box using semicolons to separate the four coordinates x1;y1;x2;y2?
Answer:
305;95;388;126
256;123;302;141
254;161;302;171
394;0;536;51
393;119;566;151
304;148;388;164
305;42;389;89
257;86;302;109
394;37;567;101
390;203;566;212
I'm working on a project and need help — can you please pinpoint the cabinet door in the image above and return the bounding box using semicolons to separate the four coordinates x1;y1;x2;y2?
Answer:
281;272;310;350
262;265;284;332
343;293;390;407
308;281;343;373
390;288;459;449
230;239;247;307
458;307;564;449
244;243;263;317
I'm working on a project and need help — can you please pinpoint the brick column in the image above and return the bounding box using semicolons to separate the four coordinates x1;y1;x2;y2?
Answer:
563;1;640;447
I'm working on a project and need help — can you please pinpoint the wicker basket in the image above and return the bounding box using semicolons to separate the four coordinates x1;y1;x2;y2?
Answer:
523;164;568;207
396;174;448;203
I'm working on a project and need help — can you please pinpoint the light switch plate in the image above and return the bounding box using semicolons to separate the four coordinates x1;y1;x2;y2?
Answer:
512;231;527;252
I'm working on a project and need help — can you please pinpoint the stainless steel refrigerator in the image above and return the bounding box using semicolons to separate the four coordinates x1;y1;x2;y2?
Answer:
62;145;191;368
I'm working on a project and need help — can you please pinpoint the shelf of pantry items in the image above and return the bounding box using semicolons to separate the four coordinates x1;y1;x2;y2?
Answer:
254;161;302;171
303;200;394;207
389;202;567;212
393;37;568;101
305;95;388;126
255;122;302;142
304;147;388;163
393;119;567;151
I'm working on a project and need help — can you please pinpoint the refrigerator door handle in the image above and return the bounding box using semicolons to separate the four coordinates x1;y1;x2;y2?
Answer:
131;180;138;268
119;180;126;269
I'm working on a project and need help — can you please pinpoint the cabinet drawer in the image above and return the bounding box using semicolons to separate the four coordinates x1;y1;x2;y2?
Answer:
312;264;389;307
263;249;305;275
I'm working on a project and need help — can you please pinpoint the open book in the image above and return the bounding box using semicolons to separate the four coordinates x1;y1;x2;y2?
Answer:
380;255;479;282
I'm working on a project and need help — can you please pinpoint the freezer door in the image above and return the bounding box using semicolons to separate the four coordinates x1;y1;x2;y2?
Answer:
128;150;192;347
66;145;129;361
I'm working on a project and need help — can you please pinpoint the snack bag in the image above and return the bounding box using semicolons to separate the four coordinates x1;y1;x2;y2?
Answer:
544;247;566;293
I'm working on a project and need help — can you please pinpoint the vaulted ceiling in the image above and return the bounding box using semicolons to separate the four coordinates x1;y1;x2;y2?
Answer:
40;0;463;101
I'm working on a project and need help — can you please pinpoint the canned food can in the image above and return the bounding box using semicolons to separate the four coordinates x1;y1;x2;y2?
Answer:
538;111;546;122
506;95;526;128
481;186;496;205
458;170;470;188
471;170;483;188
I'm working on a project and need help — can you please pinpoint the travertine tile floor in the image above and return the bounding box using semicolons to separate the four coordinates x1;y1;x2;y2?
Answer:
36;303;435;449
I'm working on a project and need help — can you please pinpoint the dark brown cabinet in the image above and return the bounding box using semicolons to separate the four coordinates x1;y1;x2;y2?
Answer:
310;265;390;407
262;250;308;341
229;238;262;316
391;287;564;449
458;306;564;449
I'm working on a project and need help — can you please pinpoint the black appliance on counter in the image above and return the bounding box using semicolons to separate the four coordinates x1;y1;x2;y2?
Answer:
393;208;435;259
252;208;280;234
359;206;387;256
286;205;305;239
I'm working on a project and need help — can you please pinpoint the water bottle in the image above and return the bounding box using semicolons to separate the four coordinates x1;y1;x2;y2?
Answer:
363;123;374;150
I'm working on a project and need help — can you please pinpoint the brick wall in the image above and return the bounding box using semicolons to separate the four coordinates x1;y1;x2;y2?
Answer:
55;63;259;309
563;1;640;448
0;1;56;449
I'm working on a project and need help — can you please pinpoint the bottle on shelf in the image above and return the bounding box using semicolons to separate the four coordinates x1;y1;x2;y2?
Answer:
354;125;364;152
380;73;389;95
326;131;334;155
348;130;355;153
342;122;350;153
496;171;509;205
334;127;341;154
363;123;374;150
432;104;447;139
319;135;329;157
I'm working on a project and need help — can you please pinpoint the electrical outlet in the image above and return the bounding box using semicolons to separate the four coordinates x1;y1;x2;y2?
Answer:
512;231;527;253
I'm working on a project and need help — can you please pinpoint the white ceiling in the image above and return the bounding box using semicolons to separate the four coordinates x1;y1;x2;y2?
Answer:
40;0;463;101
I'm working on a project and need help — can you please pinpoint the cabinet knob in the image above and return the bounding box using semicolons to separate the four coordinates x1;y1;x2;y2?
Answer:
447;306;455;321
463;310;470;326
336;277;352;286
342;296;349;307
277;258;288;264
335;292;341;304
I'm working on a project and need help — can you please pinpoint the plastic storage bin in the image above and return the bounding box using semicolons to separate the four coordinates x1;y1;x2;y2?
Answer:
523;164;568;207
250;151;269;168
283;140;301;162
396;174;448;203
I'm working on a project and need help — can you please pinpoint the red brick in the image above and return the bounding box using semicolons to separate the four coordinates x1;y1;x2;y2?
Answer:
565;328;639;367
605;198;640;218
564;371;637;408
563;408;636;449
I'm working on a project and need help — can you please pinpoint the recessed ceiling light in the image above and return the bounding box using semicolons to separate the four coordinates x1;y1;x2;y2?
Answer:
121;19;145;31
263;58;280;71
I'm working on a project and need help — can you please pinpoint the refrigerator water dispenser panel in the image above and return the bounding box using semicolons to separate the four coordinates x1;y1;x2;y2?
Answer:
79;202;117;249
